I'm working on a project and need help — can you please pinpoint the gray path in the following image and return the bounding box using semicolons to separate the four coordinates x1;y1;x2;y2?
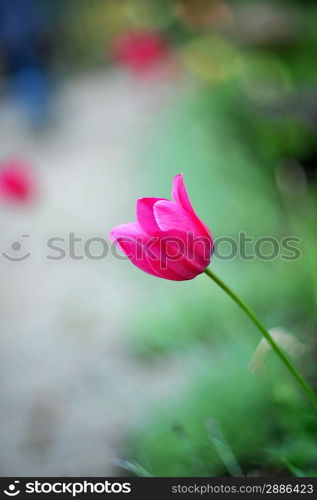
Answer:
0;70;187;476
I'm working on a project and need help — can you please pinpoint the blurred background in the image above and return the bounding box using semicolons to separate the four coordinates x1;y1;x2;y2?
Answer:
0;0;317;477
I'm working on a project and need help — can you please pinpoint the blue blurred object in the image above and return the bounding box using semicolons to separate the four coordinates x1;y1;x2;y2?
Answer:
12;68;51;127
0;0;53;127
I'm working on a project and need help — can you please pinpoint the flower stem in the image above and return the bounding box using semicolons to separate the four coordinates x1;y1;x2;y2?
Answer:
204;267;317;412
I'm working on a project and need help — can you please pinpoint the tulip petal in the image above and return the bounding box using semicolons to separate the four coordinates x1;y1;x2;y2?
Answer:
153;212;212;274
153;200;192;232
172;173;196;216
109;221;143;243
172;174;212;240
109;222;185;280
154;228;209;279
109;222;161;277
136;197;166;234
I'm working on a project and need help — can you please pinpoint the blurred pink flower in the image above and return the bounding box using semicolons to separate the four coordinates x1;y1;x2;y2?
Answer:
109;174;213;280
111;30;168;72
0;159;34;203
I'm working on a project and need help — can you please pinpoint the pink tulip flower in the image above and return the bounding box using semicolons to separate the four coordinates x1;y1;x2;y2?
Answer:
110;30;168;73
109;174;213;280
0;159;34;203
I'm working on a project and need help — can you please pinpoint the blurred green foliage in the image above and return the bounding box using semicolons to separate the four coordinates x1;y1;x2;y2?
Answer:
120;0;317;477
129;85;316;356
126;344;317;476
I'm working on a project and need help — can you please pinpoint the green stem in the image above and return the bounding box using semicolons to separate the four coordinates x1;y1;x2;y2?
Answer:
204;267;317;412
